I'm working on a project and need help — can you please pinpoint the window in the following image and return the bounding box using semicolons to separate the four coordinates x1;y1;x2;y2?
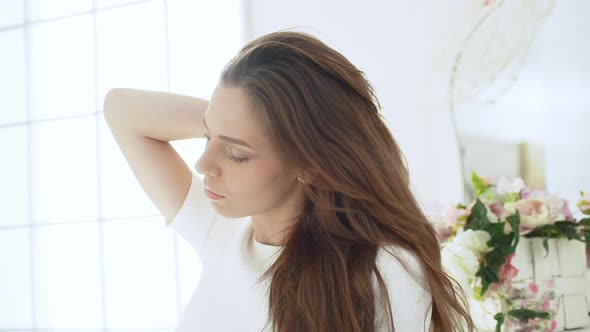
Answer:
0;0;242;329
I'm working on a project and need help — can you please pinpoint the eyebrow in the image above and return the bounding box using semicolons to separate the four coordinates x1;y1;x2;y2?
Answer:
202;116;254;149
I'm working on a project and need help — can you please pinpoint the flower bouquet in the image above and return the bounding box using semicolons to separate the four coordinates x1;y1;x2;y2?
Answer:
435;172;590;331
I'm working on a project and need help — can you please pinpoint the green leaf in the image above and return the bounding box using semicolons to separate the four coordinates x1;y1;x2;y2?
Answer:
464;199;490;231
465;200;521;296
461;199;526;297
471;172;490;198
494;312;505;332
542;238;549;258
502;192;521;203
551;221;582;241
477;231;518;295
507;308;551;322
506;212;521;247
477;267;499;295
524;220;589;256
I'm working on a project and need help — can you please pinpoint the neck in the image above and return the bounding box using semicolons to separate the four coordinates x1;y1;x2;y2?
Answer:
251;178;307;246
251;213;298;246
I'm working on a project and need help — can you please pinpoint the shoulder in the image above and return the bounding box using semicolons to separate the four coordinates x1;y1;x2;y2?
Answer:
375;245;427;287
206;215;251;242
374;245;433;332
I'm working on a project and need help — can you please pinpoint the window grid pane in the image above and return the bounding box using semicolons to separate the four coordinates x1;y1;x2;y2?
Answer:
0;0;242;329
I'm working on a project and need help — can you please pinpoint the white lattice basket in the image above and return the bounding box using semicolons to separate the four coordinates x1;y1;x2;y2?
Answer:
511;237;589;330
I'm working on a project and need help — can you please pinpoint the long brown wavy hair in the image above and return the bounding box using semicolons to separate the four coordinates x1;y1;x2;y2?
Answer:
219;30;474;332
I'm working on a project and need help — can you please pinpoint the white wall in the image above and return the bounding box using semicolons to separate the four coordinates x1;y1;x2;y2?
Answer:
242;1;590;213
242;0;488;211
455;0;590;208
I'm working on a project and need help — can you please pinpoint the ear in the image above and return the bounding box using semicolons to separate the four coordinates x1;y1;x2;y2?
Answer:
297;169;317;183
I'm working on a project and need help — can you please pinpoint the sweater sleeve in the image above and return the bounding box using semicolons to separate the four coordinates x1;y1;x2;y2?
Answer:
165;171;216;254
374;246;433;332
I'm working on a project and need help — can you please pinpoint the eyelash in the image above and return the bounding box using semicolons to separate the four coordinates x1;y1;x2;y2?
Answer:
203;134;250;164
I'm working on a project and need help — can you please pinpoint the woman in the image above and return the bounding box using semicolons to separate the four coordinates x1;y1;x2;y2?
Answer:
104;30;474;332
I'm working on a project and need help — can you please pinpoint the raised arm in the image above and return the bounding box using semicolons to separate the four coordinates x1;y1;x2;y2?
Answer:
103;88;208;224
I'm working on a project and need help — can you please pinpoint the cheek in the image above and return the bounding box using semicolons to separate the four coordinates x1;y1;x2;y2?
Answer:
252;171;285;195
242;167;290;200
225;164;277;195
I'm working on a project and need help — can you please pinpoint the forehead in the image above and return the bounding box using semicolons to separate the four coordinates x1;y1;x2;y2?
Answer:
206;84;266;149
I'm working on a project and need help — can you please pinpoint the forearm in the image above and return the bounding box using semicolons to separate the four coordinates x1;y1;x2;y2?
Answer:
103;88;208;142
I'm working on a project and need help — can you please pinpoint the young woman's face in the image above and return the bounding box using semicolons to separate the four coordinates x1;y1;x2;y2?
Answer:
195;83;304;219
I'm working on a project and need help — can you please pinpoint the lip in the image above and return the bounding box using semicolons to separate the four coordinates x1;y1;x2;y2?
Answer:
204;187;225;199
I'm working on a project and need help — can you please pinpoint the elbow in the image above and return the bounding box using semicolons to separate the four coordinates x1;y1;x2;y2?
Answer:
103;88;128;122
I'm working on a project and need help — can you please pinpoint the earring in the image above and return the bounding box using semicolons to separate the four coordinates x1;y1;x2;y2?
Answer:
297;176;304;184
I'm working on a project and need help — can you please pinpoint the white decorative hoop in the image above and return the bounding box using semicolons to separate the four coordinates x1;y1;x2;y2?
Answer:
448;0;556;202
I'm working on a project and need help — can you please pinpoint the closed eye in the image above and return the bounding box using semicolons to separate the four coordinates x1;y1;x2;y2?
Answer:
204;134;250;164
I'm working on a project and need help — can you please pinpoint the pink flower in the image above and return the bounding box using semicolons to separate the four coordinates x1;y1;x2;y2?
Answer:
559;200;575;222
443;205;469;227
544;194;575;221
503;198;552;228
550;319;557;330
520;191;574;222
499;253;519;282
542;299;552;311
434;223;452;243
544;278;555;288
489;201;505;217
520;187;533;199
526;282;539;296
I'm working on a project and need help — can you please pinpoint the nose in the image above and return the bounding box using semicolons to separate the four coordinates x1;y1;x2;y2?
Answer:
195;146;220;177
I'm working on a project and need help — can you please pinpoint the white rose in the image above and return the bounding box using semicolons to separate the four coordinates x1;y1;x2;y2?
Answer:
469;297;502;332
453;229;492;258
441;241;481;297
